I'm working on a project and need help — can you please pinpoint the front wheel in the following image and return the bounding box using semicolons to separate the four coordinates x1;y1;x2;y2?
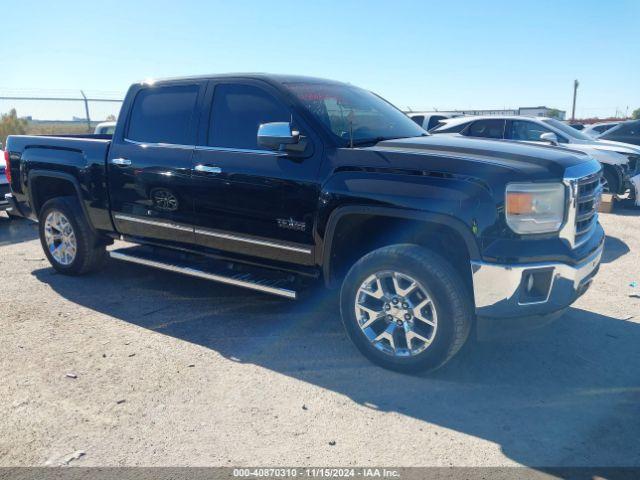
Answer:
340;244;473;373
38;196;107;275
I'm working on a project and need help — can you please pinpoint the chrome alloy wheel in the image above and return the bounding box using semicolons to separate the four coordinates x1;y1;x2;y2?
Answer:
44;210;77;266
354;271;438;357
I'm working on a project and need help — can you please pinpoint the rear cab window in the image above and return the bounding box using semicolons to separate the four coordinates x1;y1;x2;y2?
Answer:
427;115;446;130
126;84;200;145
409;115;425;127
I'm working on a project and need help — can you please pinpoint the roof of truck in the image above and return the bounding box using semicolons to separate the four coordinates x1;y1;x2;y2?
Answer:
140;73;349;87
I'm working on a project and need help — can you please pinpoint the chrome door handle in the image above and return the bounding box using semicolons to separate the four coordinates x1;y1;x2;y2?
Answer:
194;164;222;174
111;157;132;166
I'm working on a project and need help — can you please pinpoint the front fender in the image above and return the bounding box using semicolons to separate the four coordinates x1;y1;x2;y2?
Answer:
315;171;494;270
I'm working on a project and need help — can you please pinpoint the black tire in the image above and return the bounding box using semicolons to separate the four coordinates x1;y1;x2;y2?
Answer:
340;244;473;373
38;196;107;275
602;168;620;195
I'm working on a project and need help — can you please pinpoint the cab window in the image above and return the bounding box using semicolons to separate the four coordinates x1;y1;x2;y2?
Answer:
208;84;290;150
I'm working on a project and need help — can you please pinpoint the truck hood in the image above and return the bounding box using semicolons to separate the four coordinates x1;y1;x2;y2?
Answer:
372;135;591;178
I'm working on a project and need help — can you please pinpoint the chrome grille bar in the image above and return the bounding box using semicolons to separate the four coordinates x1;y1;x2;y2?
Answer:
559;162;603;249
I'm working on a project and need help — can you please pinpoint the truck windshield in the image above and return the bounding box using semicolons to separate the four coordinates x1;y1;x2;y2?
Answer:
542;118;593;141
285;82;426;145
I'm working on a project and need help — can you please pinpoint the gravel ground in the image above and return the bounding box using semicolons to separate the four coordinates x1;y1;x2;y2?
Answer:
0;209;639;468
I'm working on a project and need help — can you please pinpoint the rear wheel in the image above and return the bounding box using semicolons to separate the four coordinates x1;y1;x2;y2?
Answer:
340;244;473;373
38;197;107;275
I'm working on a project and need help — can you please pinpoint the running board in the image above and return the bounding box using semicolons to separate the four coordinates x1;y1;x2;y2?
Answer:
109;247;297;299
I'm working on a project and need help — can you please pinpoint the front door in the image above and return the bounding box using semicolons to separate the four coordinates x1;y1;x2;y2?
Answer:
505;119;569;145
190;80;321;265
108;81;206;244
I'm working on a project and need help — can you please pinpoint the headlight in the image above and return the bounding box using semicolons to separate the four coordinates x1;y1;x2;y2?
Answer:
505;183;565;234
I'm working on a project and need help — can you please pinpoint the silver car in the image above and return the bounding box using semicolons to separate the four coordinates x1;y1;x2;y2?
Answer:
431;115;640;194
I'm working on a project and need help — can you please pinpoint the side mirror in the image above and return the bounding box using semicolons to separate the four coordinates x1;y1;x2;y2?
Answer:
540;132;559;145
257;122;300;151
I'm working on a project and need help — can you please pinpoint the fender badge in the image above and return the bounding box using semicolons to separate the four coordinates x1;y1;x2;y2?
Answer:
277;217;306;232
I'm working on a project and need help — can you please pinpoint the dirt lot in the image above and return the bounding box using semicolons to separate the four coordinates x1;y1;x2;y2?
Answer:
1;210;639;468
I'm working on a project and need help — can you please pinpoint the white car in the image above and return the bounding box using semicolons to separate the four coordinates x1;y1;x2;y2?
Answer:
582;121;621;138
432;115;640;194
406;112;462;131
94;121;116;135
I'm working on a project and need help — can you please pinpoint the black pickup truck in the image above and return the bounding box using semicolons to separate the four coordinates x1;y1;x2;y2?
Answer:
5;74;604;372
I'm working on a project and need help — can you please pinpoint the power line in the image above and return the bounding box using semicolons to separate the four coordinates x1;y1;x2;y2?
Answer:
0;95;122;103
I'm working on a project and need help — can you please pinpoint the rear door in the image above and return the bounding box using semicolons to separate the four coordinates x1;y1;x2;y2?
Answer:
108;81;206;244
189;80;321;266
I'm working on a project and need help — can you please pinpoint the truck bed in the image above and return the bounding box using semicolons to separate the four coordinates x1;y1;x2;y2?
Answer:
5;134;113;231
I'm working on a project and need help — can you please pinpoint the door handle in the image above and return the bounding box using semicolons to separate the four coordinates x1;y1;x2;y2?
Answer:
111;157;132;166
194;164;222;174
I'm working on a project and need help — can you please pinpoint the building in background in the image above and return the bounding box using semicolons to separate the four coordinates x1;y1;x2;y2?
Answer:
517;106;566;119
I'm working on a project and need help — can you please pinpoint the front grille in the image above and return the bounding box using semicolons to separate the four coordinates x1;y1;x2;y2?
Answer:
574;172;601;247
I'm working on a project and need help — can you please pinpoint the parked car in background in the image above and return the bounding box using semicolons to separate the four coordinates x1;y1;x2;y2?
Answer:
432;115;640;195
406;111;462;131
568;123;585;130
582;121;621;138
5;74;604;372
94;121;116;135
599;120;640;146
1;144;16;217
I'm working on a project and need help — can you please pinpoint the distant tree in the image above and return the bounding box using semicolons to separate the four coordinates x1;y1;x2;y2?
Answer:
632;108;640;120
547;108;563;119
105;114;117;121
0;109;28;148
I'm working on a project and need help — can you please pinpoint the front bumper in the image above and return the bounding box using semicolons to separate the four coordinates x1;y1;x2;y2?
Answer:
471;241;603;321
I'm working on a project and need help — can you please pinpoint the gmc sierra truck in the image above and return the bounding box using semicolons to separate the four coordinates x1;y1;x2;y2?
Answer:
4;74;604;372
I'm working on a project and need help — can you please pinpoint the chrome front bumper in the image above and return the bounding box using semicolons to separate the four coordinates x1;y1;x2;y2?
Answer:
471;244;603;319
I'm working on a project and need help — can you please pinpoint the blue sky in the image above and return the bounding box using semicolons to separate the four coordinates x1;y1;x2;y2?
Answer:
1;0;638;120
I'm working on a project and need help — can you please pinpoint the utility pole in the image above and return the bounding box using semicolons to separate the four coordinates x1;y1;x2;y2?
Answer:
80;90;91;133
571;79;579;122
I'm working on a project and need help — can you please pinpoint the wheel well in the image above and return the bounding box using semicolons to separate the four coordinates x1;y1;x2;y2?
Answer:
325;214;473;294
31;176;78;215
602;164;622;193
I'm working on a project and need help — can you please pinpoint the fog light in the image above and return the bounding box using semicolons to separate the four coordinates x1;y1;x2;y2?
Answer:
519;268;554;304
